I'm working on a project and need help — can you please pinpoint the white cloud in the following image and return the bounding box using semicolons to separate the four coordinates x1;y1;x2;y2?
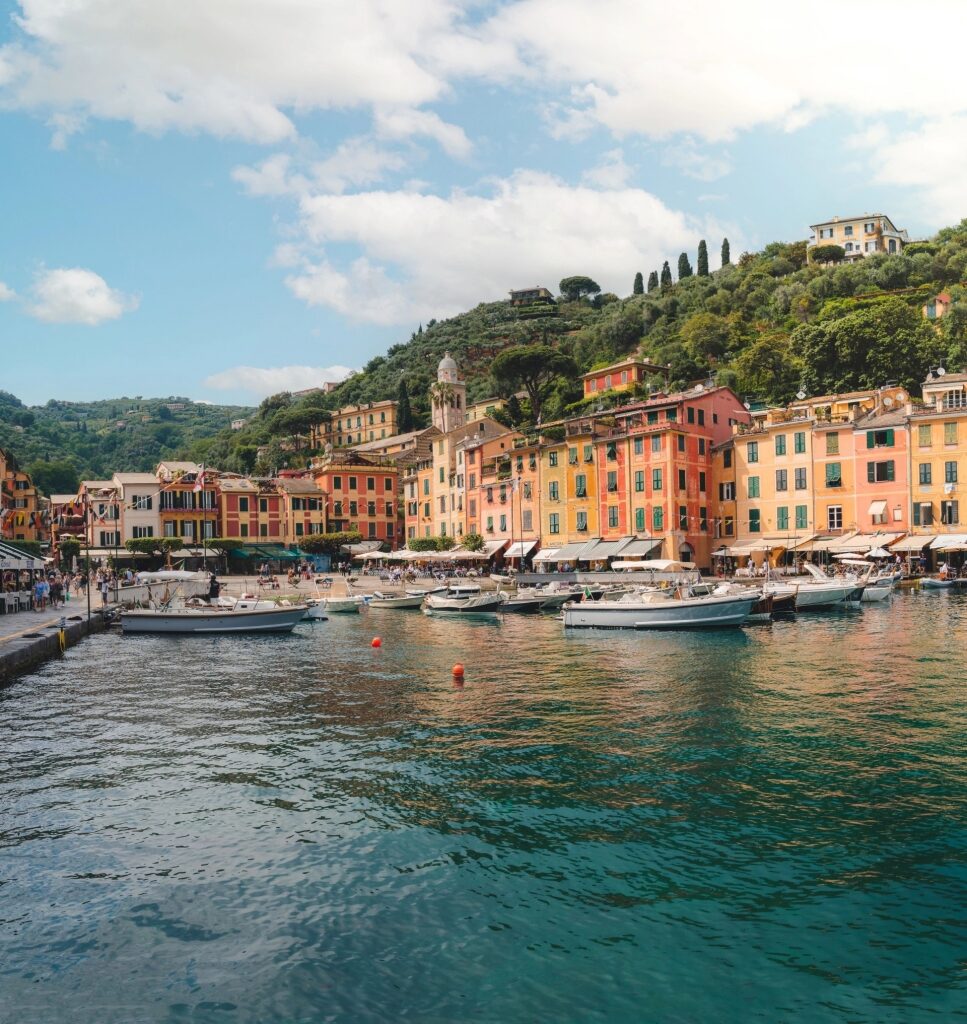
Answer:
582;148;632;189
0;281;16;301
372;107;470;159
204;364;356;398
26;267;138;325
870;116;967;224
275;170;735;325
661;138;731;182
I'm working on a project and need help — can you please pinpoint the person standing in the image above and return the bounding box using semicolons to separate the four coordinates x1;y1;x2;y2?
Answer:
99;576;110;606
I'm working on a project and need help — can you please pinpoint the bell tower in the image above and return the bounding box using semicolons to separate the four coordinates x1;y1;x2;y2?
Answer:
432;352;466;433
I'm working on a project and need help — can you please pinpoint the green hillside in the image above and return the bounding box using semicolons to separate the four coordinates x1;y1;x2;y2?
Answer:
0;393;253;495
193;220;967;475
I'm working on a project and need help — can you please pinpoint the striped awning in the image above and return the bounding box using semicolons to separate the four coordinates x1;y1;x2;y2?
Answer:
890;535;937;552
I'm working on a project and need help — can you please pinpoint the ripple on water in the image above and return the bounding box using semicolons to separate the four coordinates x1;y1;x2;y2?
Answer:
0;592;966;1023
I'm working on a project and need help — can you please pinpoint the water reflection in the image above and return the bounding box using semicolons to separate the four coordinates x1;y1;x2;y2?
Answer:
0;593;965;1022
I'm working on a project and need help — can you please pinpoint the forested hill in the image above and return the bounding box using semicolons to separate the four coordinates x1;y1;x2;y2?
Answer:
191;220;967;477
0;393;252;495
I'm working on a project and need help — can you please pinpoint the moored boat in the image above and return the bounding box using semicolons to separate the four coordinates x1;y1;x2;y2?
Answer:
424;585;505;614
562;585;758;629
368;591;426;609
922;576;956;589
323;595;365;613
121;603;307;634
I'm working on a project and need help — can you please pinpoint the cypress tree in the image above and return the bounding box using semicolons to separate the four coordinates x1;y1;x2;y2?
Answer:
660;261;672;289
721;237;731;265
396;378;414;432
697;239;709;276
677;252;693;279
647;270;659;292
633;271;644;295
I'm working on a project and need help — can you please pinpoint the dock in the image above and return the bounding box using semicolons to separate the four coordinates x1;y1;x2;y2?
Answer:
0;609;108;687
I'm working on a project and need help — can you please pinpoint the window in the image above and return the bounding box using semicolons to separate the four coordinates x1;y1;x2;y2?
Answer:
699;472;706;492
653;506;664;531
748;476;760;498
500;514;507;532
844;224;853;236
749;509;761;533
486;515;494;532
549;451;558;467
260;523;268;537
946;461;958;484
795;505;808;529
522;509;533;532
575;474;587;498
423;478;429;495
795;467;807;490
647;411;659;425
608;506;619;528
350;501;358;516
605;443;617;462
723;516;734;536
828;505;843;531
775;434;786;456
914;502;934;527
719;481;735;501
367;501;376;516
348;476;358;489
794;432;806;454
584;445;594;463
942;500;960;525
943;390;967;410
576;511;588;531
634;437;643;455
698;439;706;456
332;476;342;490
825;462;842;487
133;495;153;511
568;447;578;465
867;460;895;483
651;469;662;491
687;407;695;424
651;436;661;453
607;470;618;492
439;467;445;483
826;432;839;455
238;496;249;513
919;424;932;448
679;505;688;530
678;469;686;490
635;470;645;492
919;463;933;485
776;469;788;491
549;481;559;500
777;506;789;530
698;409;705;427
384;477;393;492
945;422;958;445
677;434;686;452
699;507;708;532
747;441;759;463
334;500;343;515
667;409;677;422
132;525;153;538
549;513;560;534
867;429;895;448
723;448;732;469
864;221;875;233
635;507;645;532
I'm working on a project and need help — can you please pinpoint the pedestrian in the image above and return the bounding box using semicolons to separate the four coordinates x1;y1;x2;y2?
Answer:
99;577;110;606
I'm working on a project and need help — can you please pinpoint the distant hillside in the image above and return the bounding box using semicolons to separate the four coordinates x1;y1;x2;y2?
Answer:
194;220;967;476
0;393;253;495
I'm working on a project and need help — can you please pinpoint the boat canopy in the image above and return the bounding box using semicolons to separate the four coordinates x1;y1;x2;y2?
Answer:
612;559;696;571
137;570;209;582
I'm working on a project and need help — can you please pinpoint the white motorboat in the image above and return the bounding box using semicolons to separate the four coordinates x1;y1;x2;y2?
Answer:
424;587;506;614
775;563;865;609
368;591;426;609
922;576;956;589
500;593;546;613
860;581;894;602
121;603;307;634
323;595;365;613
562;584;758;629
303;599;329;620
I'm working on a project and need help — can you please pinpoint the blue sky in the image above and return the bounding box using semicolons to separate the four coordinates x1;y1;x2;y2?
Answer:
0;0;962;407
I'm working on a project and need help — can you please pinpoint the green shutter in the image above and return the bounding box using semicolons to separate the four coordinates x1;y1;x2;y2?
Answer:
867;462;875;483
886;429;895;446
867;431;874;449
887;461;895;481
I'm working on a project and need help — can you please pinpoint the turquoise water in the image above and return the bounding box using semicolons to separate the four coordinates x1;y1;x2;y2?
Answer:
1;593;966;1023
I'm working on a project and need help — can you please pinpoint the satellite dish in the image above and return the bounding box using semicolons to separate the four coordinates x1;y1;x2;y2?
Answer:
796;390;806;401
937;366;946;377
897;391;906;401
883;396;894;407
743;401;751;410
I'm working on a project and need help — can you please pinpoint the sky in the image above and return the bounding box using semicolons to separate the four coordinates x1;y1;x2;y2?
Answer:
1;0;965;407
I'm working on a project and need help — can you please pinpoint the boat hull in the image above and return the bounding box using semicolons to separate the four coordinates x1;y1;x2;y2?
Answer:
424;594;504;614
368;594;425;609
562;593;756;629
121;605;307;634
792;584;858;609
922;577;956;589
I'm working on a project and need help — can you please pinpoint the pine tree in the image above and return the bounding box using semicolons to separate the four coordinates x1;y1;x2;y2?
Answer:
721;238;731;265
660;261;672;289
677;252;693;279
396;378;414;432
633;271;644;295
697;239;709;276
647;270;659;292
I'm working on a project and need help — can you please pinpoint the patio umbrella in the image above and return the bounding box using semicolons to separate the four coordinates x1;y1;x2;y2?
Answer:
867;547;893;558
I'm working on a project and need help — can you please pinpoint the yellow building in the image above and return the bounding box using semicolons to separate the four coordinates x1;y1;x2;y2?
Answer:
1;449;44;544
808;212;908;262
310;399;399;448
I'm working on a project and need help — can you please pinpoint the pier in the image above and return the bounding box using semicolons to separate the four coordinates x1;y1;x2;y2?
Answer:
0;608;108;687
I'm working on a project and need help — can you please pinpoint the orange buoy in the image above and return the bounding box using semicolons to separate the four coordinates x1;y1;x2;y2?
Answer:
371;637;382;648
452;663;465;678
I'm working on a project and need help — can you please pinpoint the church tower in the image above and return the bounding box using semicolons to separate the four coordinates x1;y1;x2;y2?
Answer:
431;352;466;433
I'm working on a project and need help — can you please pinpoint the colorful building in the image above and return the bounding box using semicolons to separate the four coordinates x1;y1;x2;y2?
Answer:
808;212;909;261
314;454;398;546
580;357;669;401
1;448;44;544
156;462;219;544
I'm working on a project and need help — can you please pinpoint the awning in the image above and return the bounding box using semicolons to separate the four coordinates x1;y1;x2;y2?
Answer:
577;537;633;561
552;542;588;561
505;540;538;559
253;545;301;561
620;536;662;556
868;500;887;517
482;539;507;557
833;532;904;553
343;540;382;557
762;533;812;549
891;535;937;552
725;540;773;556
931;534;967;550
531;548;560;563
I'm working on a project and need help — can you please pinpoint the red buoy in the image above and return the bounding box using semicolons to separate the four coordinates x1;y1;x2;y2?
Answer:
371;637;382;648
452;663;464;678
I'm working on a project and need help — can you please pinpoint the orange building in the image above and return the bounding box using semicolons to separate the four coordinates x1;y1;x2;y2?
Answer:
315;453;399;546
1;448;44;544
472;432;541;561
156;462;219;544
580;357;669;400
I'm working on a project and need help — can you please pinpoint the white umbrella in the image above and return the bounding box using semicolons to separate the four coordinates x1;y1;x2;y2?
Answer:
867;547;893;558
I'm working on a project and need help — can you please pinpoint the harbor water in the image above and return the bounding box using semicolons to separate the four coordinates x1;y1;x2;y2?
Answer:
1;592;966;1023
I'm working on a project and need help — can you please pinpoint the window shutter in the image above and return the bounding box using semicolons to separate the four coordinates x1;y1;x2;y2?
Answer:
867;462;875;483
887;461;895;481
867;431;874;449
886;429;895;446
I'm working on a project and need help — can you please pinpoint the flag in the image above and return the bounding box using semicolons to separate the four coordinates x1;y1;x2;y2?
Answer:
193;465;205;493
